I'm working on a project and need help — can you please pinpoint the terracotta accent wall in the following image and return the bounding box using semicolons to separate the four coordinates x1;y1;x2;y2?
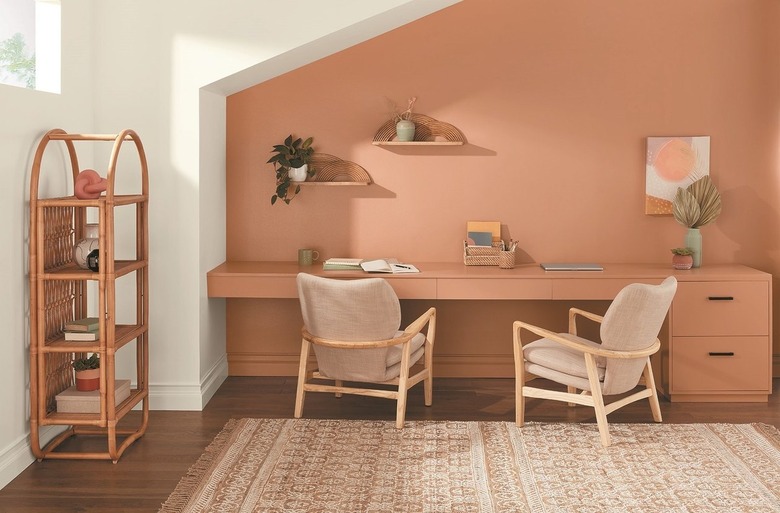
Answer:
226;0;780;375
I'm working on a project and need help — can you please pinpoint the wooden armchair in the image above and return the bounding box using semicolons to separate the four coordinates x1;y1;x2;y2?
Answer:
294;273;436;428
513;276;677;446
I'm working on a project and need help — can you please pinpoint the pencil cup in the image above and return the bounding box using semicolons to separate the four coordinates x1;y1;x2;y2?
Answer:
498;251;515;269
298;248;320;266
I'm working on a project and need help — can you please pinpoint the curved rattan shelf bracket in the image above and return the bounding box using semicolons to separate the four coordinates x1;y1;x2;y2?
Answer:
308;153;372;184
372;114;466;144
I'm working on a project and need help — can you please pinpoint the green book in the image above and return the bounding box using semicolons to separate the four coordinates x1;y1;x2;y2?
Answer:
64;317;100;332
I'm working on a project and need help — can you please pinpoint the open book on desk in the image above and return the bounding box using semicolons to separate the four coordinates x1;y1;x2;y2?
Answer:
360;259;419;274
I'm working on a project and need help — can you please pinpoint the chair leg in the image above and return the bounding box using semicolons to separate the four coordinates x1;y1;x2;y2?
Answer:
643;357;663;423
567;386;577;407
294;339;311;419
335;380;343;398
423;343;433;407
585;355;610;447
396;342;412;428
512;322;526;426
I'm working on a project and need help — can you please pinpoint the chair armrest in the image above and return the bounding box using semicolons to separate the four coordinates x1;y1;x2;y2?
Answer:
568;307;604;336
513;320;660;359
401;307;436;346
302;307;436;349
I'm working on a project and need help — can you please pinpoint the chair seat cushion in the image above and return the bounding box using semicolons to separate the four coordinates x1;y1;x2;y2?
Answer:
523;334;606;386
387;331;427;367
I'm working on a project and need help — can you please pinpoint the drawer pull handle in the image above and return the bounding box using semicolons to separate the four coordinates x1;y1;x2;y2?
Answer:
707;296;734;301
708;352;735;357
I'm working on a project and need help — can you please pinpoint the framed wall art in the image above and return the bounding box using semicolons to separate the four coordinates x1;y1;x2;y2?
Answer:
645;136;710;215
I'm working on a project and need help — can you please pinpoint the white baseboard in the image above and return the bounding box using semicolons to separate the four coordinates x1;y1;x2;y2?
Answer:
149;353;228;410
0;425;64;490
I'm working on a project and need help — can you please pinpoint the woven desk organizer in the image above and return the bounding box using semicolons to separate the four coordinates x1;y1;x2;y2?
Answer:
463;240;505;266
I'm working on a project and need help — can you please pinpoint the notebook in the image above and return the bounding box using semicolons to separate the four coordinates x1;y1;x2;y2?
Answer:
540;263;604;271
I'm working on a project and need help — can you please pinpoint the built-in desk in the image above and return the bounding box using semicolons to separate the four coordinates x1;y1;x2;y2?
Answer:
207;262;772;402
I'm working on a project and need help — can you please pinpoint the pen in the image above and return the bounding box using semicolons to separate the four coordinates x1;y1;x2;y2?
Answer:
395;264;412;269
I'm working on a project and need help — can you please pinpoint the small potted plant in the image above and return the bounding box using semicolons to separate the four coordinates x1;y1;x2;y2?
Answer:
73;353;100;391
671;247;695;270
267;134;315;205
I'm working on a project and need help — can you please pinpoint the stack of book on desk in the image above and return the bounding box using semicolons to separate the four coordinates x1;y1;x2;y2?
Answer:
322;258;420;273
322;258;364;270
63;317;100;341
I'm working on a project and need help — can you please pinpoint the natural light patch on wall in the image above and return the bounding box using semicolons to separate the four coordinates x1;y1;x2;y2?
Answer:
0;0;60;93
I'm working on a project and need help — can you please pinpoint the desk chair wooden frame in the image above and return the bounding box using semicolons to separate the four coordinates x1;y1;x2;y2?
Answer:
514;307;664;447
295;308;436;429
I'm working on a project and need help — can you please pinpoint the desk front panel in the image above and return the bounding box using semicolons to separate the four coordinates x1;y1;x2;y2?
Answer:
437;278;552;300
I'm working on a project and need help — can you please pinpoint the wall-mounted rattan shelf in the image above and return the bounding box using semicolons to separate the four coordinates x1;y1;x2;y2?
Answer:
372;113;466;145
372;141;464;146
298;153;371;184
28;128;150;462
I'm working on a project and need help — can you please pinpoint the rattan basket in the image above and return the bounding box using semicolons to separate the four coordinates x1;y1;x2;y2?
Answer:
463;240;503;266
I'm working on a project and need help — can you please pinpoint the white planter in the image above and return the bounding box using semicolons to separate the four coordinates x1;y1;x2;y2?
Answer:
288;164;309;182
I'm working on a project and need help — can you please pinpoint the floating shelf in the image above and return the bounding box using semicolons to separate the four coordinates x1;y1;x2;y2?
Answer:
302;153;371;184
372;114;466;145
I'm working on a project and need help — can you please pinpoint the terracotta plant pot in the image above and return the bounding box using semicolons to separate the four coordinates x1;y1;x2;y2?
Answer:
672;254;693;270
75;368;100;391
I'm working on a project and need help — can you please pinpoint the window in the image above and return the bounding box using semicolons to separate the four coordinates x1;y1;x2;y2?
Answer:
0;0;60;93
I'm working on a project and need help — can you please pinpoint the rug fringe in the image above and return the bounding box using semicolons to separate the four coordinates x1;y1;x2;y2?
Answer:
157;418;243;513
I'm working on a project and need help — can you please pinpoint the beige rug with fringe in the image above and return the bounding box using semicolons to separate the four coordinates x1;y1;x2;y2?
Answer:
159;419;780;513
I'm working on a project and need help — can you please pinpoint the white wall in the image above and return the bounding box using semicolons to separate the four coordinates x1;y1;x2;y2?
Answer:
0;0;95;490
1;0;458;489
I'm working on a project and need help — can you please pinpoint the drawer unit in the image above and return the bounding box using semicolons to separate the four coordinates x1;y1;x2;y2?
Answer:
672;281;768;337
671;337;770;392
669;279;772;402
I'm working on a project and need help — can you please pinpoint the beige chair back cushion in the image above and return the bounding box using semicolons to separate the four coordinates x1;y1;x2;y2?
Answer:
297;273;402;381
600;276;677;394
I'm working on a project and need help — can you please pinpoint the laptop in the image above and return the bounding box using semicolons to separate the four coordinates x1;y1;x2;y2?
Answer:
540;263;604;271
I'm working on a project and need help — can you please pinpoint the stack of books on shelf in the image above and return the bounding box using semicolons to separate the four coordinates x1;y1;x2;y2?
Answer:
63;317;100;341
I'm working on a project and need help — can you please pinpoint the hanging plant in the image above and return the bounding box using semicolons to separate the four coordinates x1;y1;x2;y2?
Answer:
267;135;314;205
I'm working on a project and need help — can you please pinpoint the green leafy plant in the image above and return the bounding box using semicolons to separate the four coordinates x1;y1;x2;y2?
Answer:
267;135;314;205
72;353;99;371
672;175;722;228
670;247;694;256
0;33;35;89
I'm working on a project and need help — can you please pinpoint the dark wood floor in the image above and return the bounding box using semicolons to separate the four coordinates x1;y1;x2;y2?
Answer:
1;377;779;512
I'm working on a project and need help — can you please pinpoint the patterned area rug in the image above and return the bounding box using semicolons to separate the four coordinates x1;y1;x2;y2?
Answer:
159;419;780;513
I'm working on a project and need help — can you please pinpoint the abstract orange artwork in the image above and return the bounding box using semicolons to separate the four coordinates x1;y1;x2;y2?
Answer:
645;136;710;215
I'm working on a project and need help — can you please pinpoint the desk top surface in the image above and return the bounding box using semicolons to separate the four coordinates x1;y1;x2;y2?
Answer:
208;261;769;280
207;261;770;300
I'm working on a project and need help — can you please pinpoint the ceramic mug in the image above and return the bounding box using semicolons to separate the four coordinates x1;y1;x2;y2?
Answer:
298;248;320;266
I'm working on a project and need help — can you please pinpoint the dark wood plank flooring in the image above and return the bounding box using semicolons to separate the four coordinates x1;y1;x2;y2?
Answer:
1;377;778;512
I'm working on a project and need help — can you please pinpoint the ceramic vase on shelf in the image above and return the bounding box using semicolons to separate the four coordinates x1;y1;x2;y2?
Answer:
288;164;308;182
73;238;99;270
685;228;702;268
395;119;415;142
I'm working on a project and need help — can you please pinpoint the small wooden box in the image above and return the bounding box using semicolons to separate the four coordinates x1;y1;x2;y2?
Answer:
56;379;131;413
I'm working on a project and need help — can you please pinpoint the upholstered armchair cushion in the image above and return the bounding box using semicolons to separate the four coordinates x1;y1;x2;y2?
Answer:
523;334;606;391
313;332;426;382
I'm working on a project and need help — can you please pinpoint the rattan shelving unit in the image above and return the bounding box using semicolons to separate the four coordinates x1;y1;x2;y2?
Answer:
28;128;149;462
